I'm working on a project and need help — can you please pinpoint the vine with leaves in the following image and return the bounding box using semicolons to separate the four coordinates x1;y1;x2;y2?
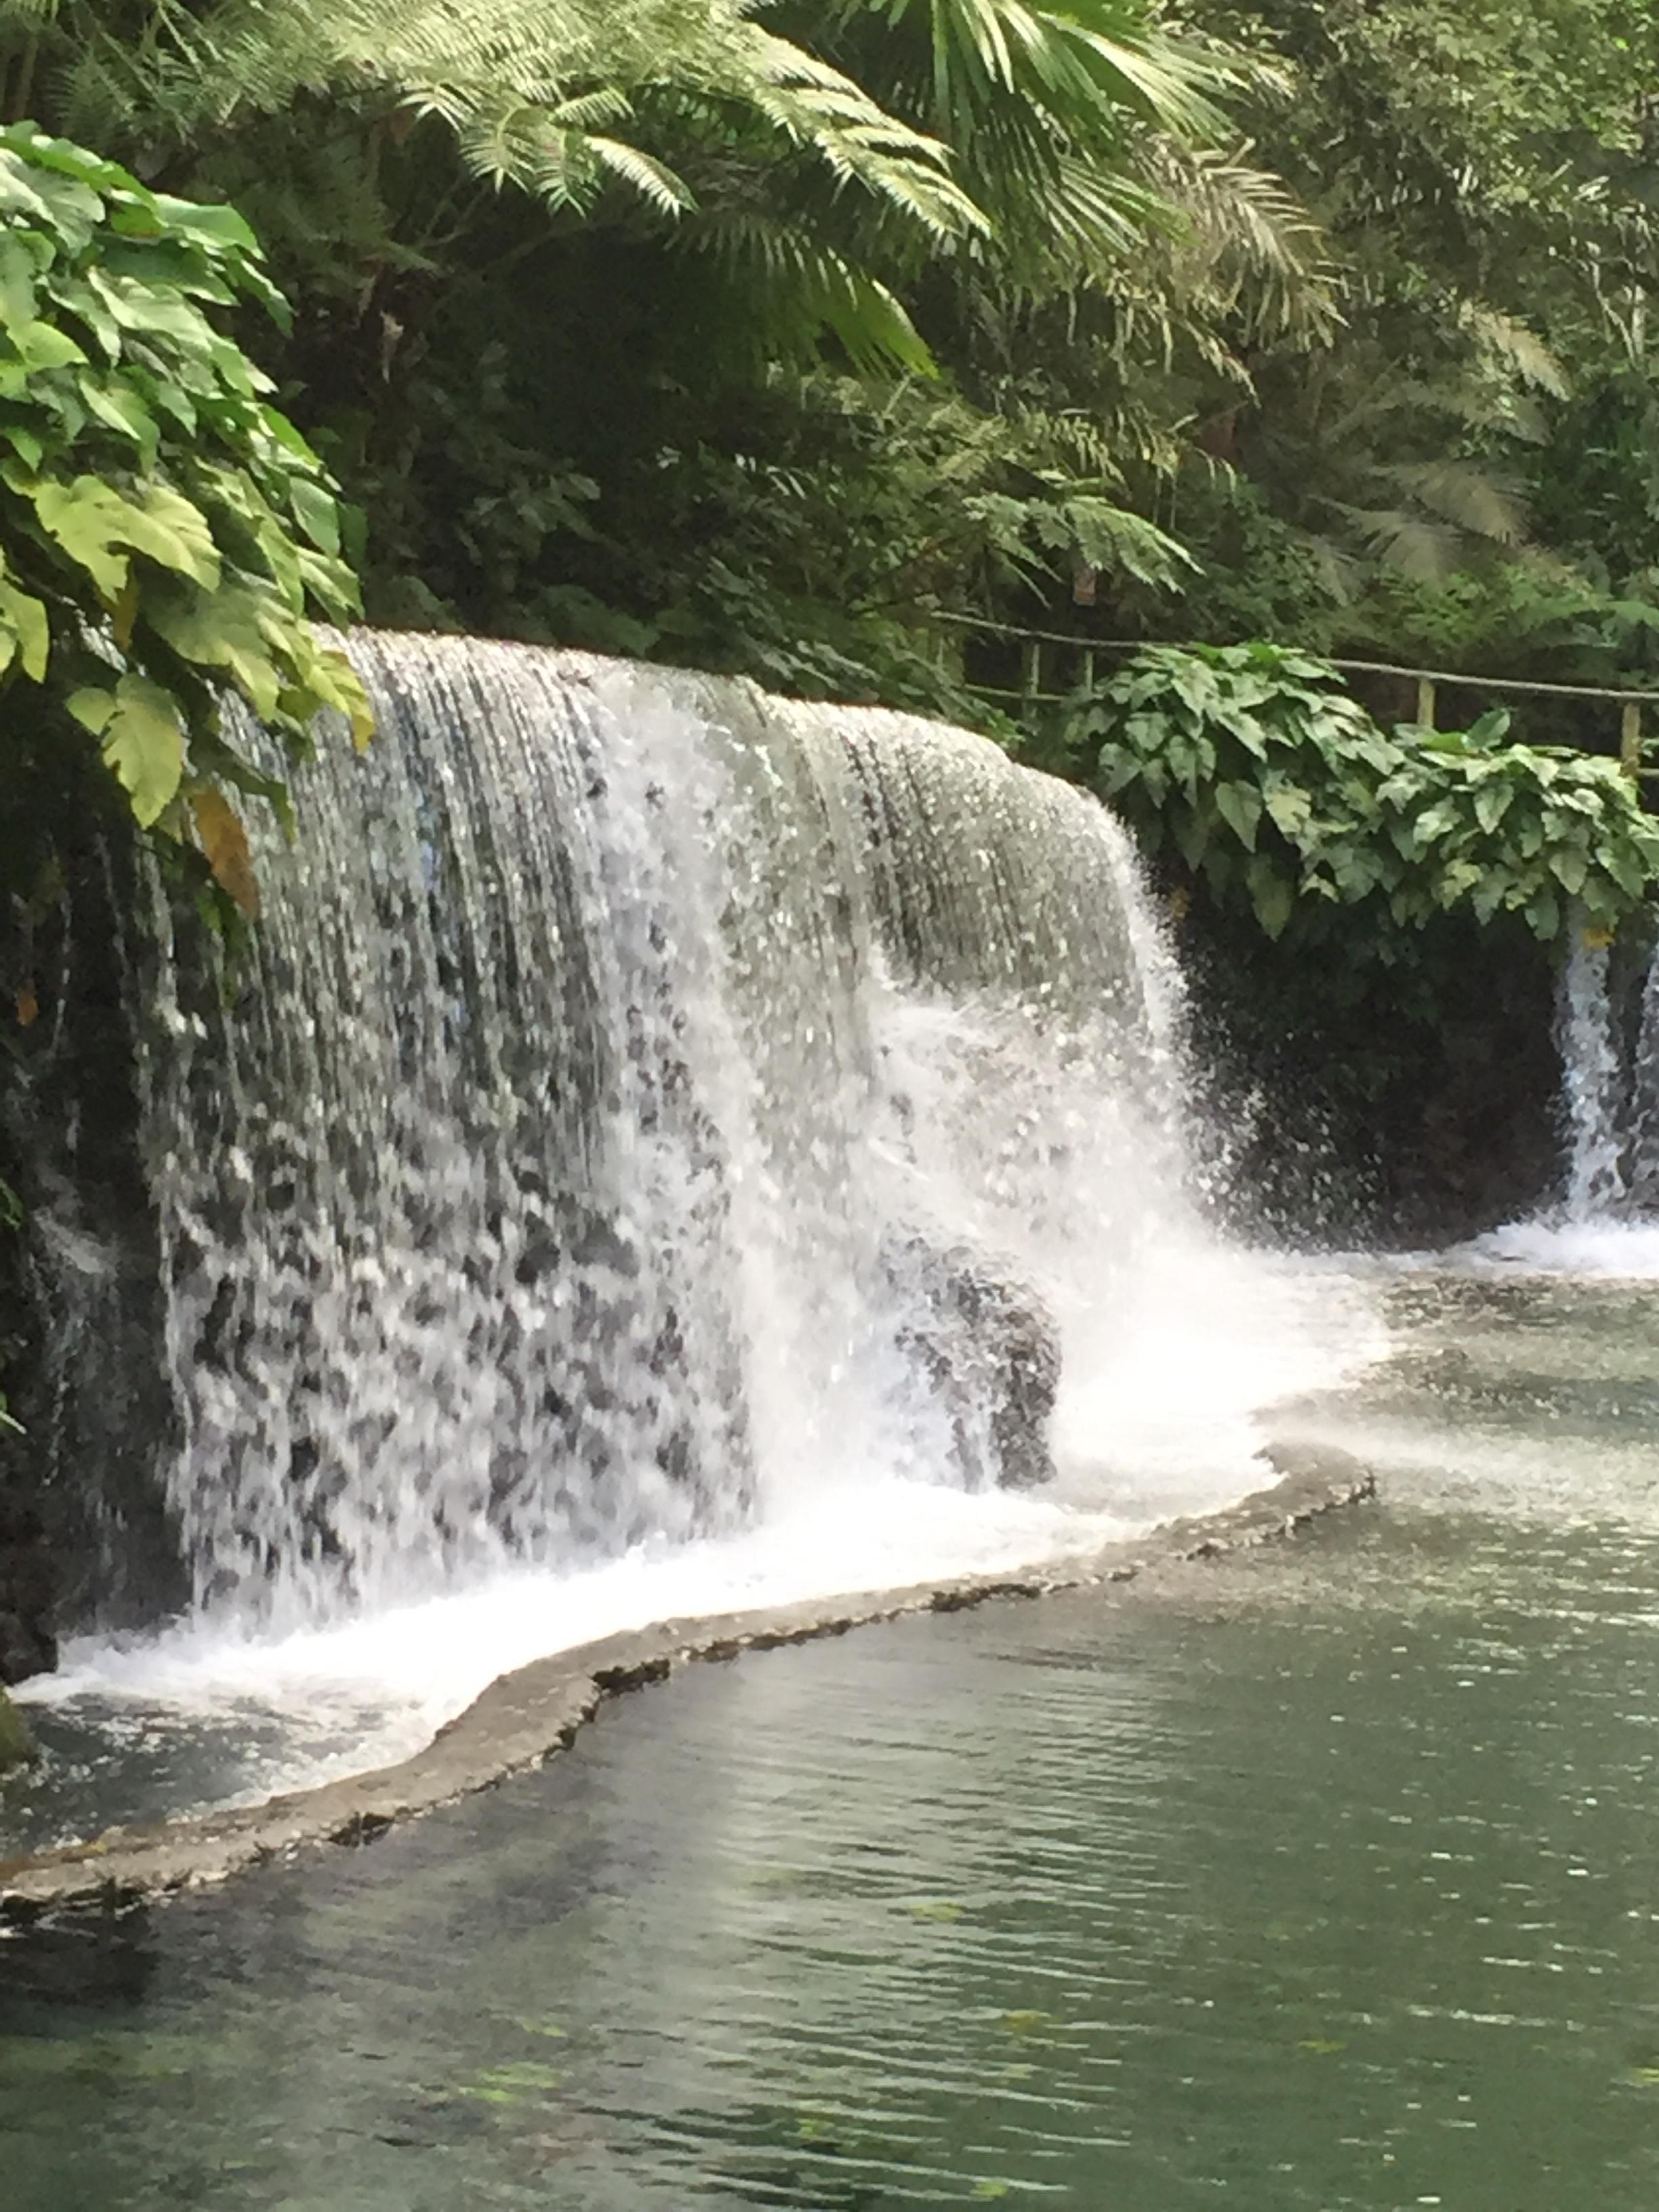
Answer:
0;119;370;927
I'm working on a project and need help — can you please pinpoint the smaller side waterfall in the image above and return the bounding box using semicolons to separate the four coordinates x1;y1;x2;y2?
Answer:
1557;936;1629;1220
1498;922;1659;1265
1626;949;1659;1213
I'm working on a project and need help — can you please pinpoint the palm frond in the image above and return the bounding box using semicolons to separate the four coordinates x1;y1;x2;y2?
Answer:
1382;457;1529;546
1142;141;1339;347
1338;505;1464;583
688;209;937;376
36;0;983;247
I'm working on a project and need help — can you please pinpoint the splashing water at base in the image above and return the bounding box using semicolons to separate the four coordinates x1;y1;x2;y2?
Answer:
12;639;1387;1826
1452;1216;1659;1277
1460;929;1659;1275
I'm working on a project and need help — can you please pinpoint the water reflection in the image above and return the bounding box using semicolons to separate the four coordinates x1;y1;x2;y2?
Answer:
5;1272;1659;2207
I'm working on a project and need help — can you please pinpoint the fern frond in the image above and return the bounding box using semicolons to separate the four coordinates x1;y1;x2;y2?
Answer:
1338;505;1464;582
1464;306;1572;401
579;135;695;216
689;208;936;377
1383;458;1529;546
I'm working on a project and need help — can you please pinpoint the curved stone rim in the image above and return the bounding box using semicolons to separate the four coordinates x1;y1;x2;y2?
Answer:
0;1454;1374;1922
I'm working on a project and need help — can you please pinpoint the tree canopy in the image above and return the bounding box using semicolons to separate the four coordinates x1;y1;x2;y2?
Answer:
1;1;1658;748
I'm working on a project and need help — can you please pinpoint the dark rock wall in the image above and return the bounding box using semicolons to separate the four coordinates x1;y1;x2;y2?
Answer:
1181;897;1561;1248
0;795;185;1683
883;1231;1060;1491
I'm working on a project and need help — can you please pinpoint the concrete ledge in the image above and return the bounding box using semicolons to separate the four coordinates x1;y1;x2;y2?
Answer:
0;1452;1374;1921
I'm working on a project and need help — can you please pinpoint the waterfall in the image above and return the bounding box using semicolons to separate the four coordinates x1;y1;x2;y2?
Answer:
1557;935;1629;1220
91;632;1361;1648
1487;923;1659;1267
1627;947;1659;1213
1542;921;1659;1231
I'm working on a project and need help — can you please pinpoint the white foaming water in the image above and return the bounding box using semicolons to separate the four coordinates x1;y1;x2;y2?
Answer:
30;1248;1376;1796
22;638;1386;1805
1455;1218;1659;1278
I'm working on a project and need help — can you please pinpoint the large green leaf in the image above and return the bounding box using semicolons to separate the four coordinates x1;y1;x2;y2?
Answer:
9;320;87;371
0;577;49;679
145;581;285;718
0;237;38;332
32;475;220;596
1214;779;1262;851
287;475;342;556
72;674;186;827
77;376;160;464
1473;780;1514;834
1246;855;1296;938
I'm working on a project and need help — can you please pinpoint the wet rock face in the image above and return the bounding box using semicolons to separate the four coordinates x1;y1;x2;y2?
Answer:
886;1232;1061;1490
0;796;188;1682
0;1679;35;1771
0;1489;55;1681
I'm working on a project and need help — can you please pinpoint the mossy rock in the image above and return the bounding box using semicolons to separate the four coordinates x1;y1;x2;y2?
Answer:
0;1684;35;1772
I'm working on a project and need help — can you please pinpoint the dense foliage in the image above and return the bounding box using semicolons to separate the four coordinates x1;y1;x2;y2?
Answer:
0;1;1330;709
1082;646;1659;949
3;1;1659;951
1146;1;1659;682
0;116;367;918
0;1;1654;710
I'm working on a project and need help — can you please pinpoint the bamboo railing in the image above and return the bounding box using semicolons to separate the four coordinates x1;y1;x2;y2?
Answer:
929;611;1659;779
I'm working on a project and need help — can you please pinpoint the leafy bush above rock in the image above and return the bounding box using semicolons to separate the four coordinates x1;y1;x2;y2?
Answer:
0;122;370;917
1077;644;1659;953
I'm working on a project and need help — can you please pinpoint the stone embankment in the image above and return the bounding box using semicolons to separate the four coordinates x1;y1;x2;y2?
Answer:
0;1448;1374;1922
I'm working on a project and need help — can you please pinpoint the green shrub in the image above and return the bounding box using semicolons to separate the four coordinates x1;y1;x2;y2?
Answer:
1076;642;1659;952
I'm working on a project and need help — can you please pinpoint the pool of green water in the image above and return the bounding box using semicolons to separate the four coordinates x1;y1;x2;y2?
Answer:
6;1269;1659;2209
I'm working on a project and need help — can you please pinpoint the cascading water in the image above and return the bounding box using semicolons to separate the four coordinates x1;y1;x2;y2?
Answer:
1627;947;1659;1212
138;633;1221;1614
1475;921;1659;1271
16;634;1382;1811
142;641;769;1624
1557;933;1628;1221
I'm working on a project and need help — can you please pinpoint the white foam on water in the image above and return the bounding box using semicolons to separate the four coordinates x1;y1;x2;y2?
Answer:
1440;1218;1659;1279
28;1479;1127;1742
1051;1241;1387;1521
24;1244;1382;1797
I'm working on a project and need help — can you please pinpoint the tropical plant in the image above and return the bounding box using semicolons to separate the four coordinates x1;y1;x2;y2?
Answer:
1079;644;1659;948
1163;0;1659;664
0;0;1342;662
0;119;368;917
3;0;989;377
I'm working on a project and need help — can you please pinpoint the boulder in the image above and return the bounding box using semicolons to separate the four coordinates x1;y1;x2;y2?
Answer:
884;1231;1060;1490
